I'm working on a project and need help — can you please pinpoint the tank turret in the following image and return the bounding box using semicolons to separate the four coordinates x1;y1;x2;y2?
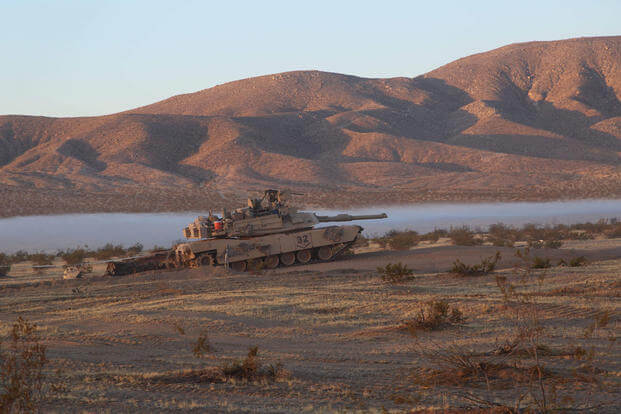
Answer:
183;190;387;240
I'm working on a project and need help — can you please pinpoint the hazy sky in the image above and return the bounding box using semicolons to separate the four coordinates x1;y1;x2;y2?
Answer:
2;0;619;117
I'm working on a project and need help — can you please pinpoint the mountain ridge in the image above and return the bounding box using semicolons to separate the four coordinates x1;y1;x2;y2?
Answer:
1;36;620;216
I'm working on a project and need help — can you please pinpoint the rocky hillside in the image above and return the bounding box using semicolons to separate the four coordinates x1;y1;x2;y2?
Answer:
1;36;620;216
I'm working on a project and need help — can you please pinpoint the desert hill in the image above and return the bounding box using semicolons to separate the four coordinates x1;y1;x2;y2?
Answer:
1;36;620;216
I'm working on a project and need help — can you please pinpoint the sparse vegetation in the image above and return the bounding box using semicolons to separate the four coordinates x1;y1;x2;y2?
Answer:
387;230;419;250
192;331;213;359
0;317;49;413
404;300;464;334
8;251;28;264
377;262;413;283
414;242;612;412
448;226;482;246
29;253;55;266
558;255;588;267
450;251;501;276
93;242;144;260
531;256;552;269
488;222;517;247
221;346;284;382
419;228;448;243
607;222;621;238
92;244;126;260
374;230;419;250
59;248;88;265
569;255;588;267
0;254;9;277
0;243;147;269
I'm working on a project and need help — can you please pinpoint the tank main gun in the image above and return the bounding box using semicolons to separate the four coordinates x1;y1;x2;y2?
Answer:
315;213;388;222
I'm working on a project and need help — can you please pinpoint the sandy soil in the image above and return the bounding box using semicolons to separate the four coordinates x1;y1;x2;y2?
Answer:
1;241;619;412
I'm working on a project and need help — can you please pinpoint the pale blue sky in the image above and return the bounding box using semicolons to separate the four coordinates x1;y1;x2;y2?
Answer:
2;0;619;117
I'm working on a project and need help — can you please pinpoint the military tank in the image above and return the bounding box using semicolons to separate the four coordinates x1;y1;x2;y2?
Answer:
106;189;387;275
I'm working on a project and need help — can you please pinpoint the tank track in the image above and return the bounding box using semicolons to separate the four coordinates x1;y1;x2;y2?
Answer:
106;241;355;276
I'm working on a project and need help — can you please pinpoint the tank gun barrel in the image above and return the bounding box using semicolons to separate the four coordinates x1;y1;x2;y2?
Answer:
315;213;388;222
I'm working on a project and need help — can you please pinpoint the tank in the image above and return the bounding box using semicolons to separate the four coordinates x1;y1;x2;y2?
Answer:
107;189;387;275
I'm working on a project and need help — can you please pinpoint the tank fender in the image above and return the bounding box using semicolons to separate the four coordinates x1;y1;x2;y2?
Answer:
323;226;344;242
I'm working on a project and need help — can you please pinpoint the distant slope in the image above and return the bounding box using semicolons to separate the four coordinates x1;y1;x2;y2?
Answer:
1;36;620;216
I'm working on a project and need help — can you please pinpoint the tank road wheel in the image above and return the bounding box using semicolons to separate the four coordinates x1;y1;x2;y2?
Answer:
230;261;247;272
199;255;213;266
296;249;312;264
317;246;333;261
280;252;295;266
247;258;264;271
264;255;279;269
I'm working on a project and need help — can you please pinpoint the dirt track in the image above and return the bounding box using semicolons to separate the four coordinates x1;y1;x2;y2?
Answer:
1;241;620;412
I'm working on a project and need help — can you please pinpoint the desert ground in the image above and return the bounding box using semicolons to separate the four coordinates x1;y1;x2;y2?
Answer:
1;238;619;412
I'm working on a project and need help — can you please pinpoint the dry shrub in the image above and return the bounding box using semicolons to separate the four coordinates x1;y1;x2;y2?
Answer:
531;256;551;269
413;346;549;389
558;256;588;267
29;253;54;266
606;223;621;238
377;262;413;283
488;223;517;247
151;345;287;385
93;244;125;260
375;230;420;250
192;331;213;359
0;317;48;413
221;346;284;382
569;256;588;267
451;252;501;276
449;226;482;246
419;228;447;243
405;300;464;334
388;230;419;250
6;252;28;264
59;249;87;265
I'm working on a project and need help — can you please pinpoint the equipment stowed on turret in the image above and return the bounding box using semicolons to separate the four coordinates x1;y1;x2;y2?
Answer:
106;189;387;275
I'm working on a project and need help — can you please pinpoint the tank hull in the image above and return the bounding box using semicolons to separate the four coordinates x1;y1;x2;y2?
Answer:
106;225;362;275
174;224;363;268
